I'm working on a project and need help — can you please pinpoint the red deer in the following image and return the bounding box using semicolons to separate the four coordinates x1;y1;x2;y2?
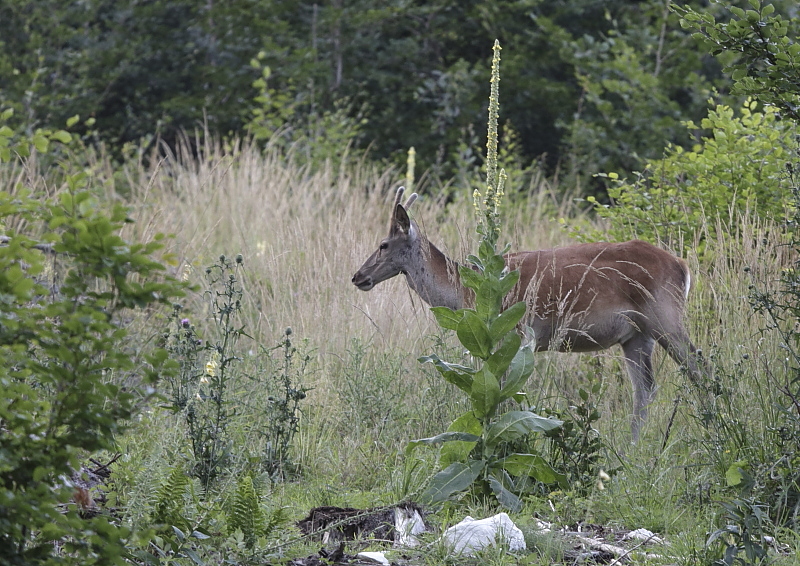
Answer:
352;188;705;440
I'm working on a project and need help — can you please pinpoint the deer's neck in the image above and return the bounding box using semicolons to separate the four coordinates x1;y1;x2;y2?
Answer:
403;238;465;310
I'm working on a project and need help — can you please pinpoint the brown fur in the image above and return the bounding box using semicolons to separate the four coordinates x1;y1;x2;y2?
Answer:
352;189;705;441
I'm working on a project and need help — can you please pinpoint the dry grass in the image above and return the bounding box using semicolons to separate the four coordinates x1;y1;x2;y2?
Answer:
28;135;788;452
104;139;595;410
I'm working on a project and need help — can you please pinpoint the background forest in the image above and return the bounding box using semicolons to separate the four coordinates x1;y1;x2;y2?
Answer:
2;1;800;565
5;0;795;187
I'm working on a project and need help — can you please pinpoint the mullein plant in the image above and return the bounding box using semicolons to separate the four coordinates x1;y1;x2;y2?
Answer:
409;41;565;512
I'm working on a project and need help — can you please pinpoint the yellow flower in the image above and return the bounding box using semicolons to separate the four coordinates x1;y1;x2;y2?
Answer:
205;352;219;378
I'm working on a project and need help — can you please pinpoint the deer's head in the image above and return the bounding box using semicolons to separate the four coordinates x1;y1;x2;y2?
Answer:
352;187;418;291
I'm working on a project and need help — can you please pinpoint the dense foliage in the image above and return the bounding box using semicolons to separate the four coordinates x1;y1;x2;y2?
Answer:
6;0;795;186
0;125;183;564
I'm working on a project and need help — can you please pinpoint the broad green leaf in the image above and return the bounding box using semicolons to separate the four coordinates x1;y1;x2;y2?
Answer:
418;354;474;394
33;133;49;153
497;453;567;486
484;253;506;275
183;549;204;566
478;240;502;270
66;115;80;128
421;460;484;504
51;130;72;144
406;431;481;454
489;301;526;343
431;306;462;331
486;333;521;378
485;411;562;449
457;311;492;359
465;254;483;271
447;410;483;435
441;412;482;466
499;346;535;403
488;474;522;512
470;367;500;420
725;461;747;487
497;269;520;297
475;277;503;322
459;265;482;291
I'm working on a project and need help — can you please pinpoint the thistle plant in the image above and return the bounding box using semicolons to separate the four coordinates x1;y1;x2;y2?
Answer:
162;304;203;412
165;254;311;486
183;254;246;489
409;41;563;511
261;327;311;480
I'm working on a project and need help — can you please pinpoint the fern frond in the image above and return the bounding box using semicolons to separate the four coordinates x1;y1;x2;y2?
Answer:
228;474;265;549
151;465;191;530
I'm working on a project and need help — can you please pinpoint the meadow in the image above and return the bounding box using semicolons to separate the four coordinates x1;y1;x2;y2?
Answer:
1;99;799;565
60;134;796;564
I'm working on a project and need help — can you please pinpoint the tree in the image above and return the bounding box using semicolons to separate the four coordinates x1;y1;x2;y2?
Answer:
0;123;183;564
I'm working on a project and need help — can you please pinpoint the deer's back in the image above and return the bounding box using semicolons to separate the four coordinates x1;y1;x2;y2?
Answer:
504;240;690;351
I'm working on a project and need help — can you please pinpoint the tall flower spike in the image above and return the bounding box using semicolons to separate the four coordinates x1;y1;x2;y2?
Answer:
477;39;503;247
486;40;501;198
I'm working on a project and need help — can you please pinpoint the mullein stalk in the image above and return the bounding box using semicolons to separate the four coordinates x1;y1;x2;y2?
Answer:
473;40;505;249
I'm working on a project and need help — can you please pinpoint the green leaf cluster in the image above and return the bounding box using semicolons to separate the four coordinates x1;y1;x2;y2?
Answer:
413;239;565;511
590;98;796;253
679;0;800;123
227;475;265;550
151;466;192;534
0;119;183;563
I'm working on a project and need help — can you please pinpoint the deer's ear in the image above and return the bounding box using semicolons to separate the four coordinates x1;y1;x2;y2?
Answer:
393;204;412;235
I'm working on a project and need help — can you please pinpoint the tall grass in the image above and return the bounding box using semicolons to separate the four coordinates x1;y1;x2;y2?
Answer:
9;134;797;561
69;136;787;447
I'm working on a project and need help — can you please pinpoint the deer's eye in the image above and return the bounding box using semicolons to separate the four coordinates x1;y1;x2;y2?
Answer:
379;242;388;250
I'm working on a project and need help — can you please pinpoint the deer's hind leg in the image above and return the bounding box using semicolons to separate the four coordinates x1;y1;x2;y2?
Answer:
621;334;657;442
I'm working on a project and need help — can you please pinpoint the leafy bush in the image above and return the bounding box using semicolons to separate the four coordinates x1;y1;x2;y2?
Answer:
0;121;182;564
247;56;366;170
542;379;613;494
678;0;800;123
590;98;796;252
626;3;800;560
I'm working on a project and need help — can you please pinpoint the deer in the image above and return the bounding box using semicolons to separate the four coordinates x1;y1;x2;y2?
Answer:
352;187;706;441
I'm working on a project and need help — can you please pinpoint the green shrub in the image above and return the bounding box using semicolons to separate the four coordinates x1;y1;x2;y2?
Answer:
0;120;182;564
590;99;795;253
